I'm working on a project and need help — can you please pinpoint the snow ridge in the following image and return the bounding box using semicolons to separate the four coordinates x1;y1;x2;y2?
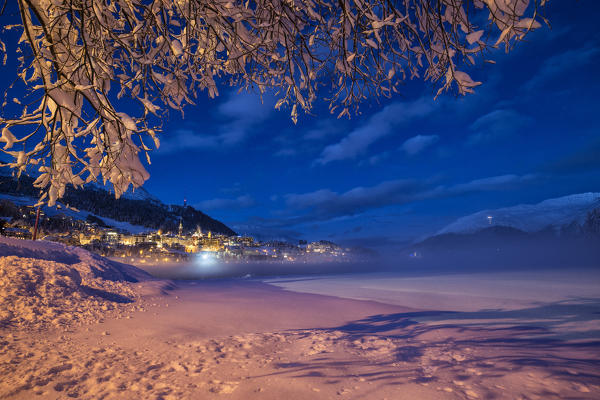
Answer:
88;180;160;203
120;186;160;202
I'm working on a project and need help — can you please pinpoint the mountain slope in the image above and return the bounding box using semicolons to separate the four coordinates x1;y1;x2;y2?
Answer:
403;193;600;270
92;183;160;203
437;193;600;235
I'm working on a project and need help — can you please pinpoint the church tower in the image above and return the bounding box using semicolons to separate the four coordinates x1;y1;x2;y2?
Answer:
178;197;185;236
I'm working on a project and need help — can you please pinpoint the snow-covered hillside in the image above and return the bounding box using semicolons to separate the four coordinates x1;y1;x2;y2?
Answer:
0;192;151;234
437;193;600;235
87;180;160;202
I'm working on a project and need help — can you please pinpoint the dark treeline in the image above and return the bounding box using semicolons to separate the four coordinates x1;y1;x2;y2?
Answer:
0;175;236;236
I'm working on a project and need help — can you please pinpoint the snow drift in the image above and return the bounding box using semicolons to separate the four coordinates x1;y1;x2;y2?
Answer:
0;237;155;330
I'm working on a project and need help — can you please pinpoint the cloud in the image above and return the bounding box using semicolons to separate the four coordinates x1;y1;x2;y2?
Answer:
467;109;532;145
232;219;304;242
542;139;600;174
228;173;538;243
196;195;256;211
401;135;439;155
218;92;272;120
217;91;273;145
362;134;439;165
282;173;538;223
316;97;438;164
158;91;273;154
285;180;428;218
364;151;392;165
158;129;219;153
524;44;600;91
447;174;538;194
303;119;345;141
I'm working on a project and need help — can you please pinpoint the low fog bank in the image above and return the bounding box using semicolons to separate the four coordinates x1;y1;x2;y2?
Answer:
398;232;600;275
136;258;376;280
134;234;598;280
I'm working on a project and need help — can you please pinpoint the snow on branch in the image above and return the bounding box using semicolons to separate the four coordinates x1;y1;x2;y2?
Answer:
0;0;546;204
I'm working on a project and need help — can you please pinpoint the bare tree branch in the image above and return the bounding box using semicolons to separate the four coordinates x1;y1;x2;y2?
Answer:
0;0;546;205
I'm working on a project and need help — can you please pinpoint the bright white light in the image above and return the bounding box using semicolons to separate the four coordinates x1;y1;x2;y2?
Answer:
195;251;218;269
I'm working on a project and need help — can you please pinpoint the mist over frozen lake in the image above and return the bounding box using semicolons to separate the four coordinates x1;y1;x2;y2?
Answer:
136;258;375;280
263;269;600;311
138;258;600;311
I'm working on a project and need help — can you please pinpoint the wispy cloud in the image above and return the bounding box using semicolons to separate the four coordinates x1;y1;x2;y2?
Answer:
524;44;600;91
285;180;430;219
467;109;532;145
316;97;439;164
227;172;538;243
401;134;440;155
282;173;538;222
158;92;273;154
217;91;273;145
364;151;392;165
157;129;219;153
447;174;537;193
303;119;346;141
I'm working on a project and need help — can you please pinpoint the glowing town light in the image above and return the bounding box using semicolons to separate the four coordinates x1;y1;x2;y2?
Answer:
195;251;219;271
487;216;493;225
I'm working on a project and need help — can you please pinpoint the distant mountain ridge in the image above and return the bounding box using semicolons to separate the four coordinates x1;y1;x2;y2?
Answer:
437;193;600;235
404;193;600;269
0;173;236;236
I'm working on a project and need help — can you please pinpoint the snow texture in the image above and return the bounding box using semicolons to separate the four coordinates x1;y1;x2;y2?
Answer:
0;235;599;399
0;236;152;330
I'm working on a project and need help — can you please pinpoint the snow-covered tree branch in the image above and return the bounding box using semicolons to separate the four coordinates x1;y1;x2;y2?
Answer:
0;0;546;205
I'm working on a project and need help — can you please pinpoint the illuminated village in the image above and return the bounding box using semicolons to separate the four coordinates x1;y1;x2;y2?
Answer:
87;225;351;265
0;199;353;265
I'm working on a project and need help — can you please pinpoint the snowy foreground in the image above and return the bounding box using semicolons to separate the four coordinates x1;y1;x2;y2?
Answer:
1;237;600;399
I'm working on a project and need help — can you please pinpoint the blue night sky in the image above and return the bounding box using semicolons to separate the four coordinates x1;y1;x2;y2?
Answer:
2;1;600;249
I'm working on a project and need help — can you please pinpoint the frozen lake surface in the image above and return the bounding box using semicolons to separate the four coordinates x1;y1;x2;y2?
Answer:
263;268;600;343
137;260;600;341
139;259;600;312
263;269;600;311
